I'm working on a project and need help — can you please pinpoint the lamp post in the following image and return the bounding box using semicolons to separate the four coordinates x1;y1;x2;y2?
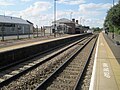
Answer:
112;0;115;39
36;25;38;37
49;20;52;36
54;0;57;37
70;12;73;20
80;17;82;25
82;19;85;26
113;0;114;6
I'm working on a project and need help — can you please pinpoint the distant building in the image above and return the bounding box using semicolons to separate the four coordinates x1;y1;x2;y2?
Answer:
0;15;33;35
53;18;75;34
44;26;52;34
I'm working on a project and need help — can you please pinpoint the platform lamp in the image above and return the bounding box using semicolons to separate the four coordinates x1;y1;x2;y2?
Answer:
36;25;38;37
113;0;114;6
70;12;73;20
80;17;82;25
112;0;115;39
53;0;58;37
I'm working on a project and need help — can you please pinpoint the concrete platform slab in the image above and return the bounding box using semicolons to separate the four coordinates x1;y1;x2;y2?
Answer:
89;33;120;90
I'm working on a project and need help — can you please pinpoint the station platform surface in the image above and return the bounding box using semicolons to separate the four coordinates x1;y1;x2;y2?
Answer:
0;34;80;53
89;32;120;90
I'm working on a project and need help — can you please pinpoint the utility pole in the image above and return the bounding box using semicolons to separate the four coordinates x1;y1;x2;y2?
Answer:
80;17;82;25
36;25;38;37
54;0;57;37
113;0;114;6
70;12;73;20
43;26;45;36
112;0;115;39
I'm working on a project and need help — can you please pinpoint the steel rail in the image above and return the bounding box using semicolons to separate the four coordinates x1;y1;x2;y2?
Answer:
35;35;97;90
0;36;90;88
0;35;88;71
73;35;98;90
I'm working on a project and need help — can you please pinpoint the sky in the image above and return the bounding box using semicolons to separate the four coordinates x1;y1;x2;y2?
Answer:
0;0;118;28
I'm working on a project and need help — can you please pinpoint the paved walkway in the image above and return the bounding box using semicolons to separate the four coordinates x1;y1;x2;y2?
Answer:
89;32;120;90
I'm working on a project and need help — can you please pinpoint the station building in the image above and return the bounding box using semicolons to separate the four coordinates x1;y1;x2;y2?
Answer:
0;15;33;36
53;18;76;34
53;18;86;34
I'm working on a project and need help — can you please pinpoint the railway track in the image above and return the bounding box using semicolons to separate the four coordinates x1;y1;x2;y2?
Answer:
36;35;97;90
0;35;96;90
0;35;82;70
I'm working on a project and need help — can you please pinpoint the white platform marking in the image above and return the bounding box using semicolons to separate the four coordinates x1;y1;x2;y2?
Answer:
103;63;110;78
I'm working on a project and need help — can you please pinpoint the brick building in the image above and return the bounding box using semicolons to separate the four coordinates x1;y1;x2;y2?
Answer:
53;18;75;34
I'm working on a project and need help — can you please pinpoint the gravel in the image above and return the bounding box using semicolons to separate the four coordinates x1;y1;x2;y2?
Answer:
45;37;97;90
1;36;90;90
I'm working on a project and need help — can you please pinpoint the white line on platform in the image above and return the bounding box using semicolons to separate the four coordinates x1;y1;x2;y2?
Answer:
89;34;100;90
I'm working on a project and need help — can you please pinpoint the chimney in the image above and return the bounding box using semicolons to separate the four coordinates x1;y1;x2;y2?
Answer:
72;18;75;22
76;20;78;24
20;16;22;18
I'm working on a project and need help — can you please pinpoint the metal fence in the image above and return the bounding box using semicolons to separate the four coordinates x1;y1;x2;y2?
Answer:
0;27;53;41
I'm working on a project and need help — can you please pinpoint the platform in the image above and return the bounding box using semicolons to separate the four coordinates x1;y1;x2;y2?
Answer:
0;34;80;53
89;32;120;90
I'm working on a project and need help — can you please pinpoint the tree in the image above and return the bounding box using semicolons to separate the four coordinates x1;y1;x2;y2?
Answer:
92;27;102;32
104;3;120;34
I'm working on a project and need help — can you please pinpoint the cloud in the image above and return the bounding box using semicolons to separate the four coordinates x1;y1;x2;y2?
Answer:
83;18;104;28
78;3;112;16
0;0;14;6
18;1;52;27
20;1;52;17
57;11;68;18
21;0;31;2
1;1;52;27
79;3;111;12
1;1;112;28
58;0;85;5
77;3;112;27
